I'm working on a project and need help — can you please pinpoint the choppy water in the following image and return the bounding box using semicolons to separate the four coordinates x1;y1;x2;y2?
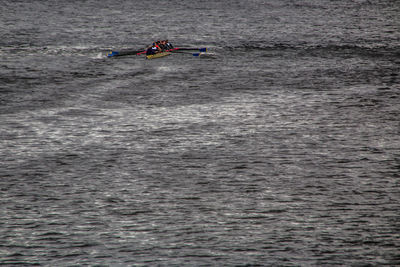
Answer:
1;0;400;266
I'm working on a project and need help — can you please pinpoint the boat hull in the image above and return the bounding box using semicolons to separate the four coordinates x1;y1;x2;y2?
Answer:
146;52;171;60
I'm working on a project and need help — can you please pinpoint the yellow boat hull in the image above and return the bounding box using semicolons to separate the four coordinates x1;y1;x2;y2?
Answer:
146;52;171;59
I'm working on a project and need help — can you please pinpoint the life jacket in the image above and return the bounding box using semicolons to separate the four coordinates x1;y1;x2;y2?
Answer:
146;47;154;55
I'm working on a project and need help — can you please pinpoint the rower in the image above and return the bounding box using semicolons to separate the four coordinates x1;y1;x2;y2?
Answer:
159;40;167;51
155;41;162;52
146;45;154;55
146;43;158;55
165;40;173;49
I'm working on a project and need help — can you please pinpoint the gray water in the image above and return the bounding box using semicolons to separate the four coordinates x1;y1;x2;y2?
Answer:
1;0;399;266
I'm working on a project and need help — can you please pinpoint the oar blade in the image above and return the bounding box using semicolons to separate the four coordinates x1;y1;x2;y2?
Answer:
107;51;120;57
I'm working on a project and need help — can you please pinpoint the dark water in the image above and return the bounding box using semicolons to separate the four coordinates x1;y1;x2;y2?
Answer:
1;0;400;266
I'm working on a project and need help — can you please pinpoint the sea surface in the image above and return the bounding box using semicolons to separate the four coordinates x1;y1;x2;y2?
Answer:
1;0;399;266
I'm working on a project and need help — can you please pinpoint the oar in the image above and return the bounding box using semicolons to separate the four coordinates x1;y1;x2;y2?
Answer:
193;52;216;57
170;48;207;54
174;47;207;51
107;49;145;57
170;51;193;54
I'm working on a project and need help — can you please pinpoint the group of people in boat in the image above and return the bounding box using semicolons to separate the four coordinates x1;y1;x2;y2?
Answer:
146;40;174;55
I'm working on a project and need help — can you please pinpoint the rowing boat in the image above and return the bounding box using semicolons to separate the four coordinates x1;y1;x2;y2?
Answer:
146;51;171;60
107;47;207;58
